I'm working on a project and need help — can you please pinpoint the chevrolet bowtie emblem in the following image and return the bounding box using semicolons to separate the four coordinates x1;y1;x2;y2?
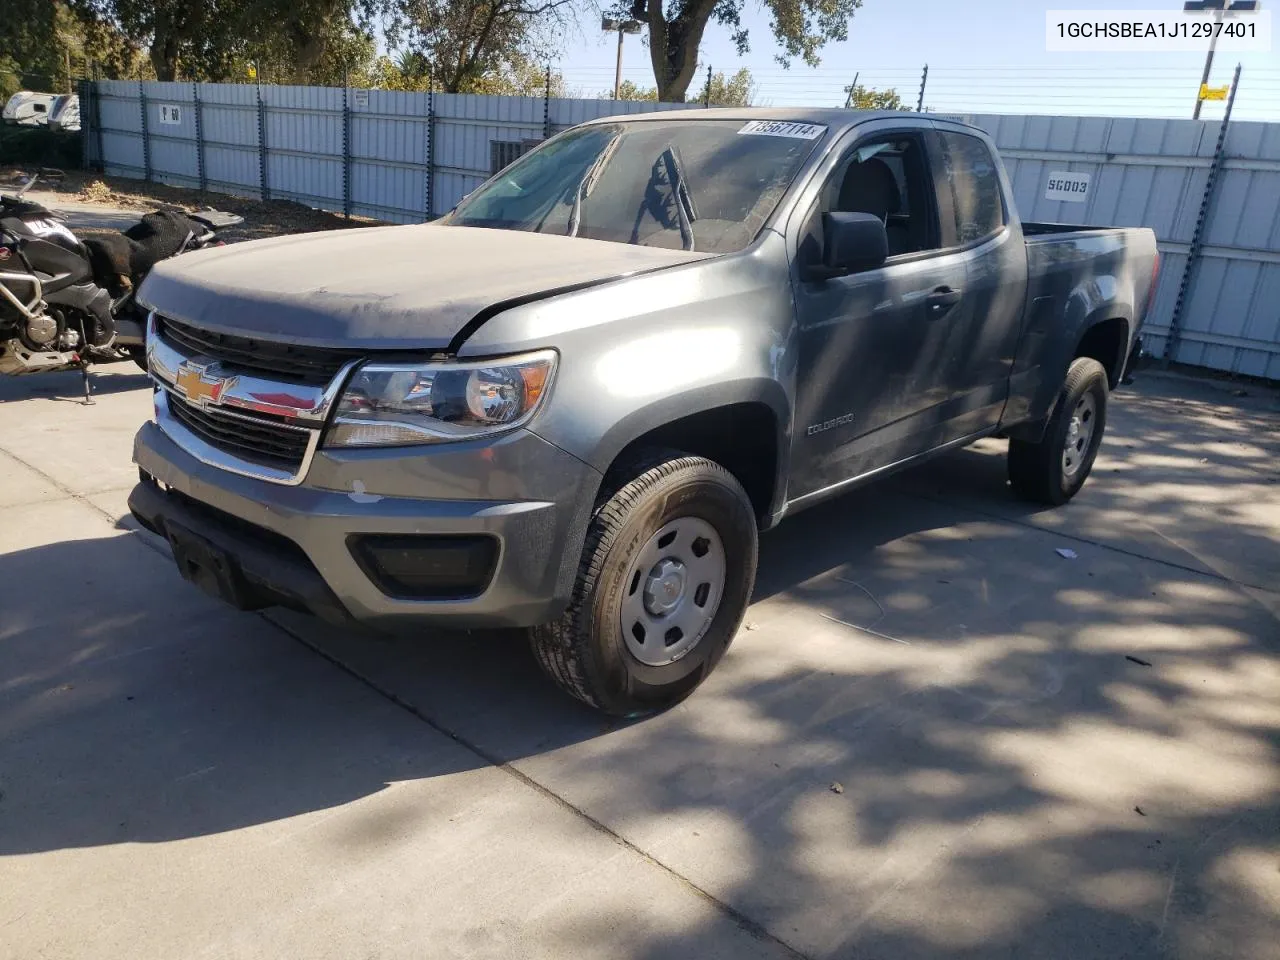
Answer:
175;360;236;406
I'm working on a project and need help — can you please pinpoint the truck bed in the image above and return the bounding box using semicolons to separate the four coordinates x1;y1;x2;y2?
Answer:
1022;221;1127;238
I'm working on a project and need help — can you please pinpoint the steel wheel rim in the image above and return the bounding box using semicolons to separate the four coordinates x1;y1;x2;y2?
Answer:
1062;392;1098;478
619;516;726;666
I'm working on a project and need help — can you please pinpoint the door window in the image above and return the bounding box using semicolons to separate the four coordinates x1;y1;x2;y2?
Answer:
935;131;1005;246
797;133;941;270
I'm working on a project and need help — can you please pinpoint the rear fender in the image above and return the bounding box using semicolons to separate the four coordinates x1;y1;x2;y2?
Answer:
1004;303;1133;442
1002;257;1135;440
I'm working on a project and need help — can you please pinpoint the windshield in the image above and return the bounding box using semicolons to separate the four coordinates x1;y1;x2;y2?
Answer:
443;118;826;255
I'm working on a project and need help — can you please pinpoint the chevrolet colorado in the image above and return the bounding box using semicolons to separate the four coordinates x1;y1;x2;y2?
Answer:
127;108;1159;714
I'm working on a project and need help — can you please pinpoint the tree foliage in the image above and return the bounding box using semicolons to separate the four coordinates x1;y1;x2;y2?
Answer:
619;0;863;102
844;83;903;110
386;0;574;94
246;15;378;85
66;0;383;83
71;1;234;81
605;79;659;101
695;67;754;106
2;1;63;98
605;67;753;106
2;1;142;98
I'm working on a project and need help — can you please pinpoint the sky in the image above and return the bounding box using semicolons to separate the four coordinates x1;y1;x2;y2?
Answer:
553;0;1280;121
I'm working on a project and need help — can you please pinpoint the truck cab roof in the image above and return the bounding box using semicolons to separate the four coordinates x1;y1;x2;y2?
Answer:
581;106;986;140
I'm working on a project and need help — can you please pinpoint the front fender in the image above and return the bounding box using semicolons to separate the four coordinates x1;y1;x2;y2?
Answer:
456;232;800;515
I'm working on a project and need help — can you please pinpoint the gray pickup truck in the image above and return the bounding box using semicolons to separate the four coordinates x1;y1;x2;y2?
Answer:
128;108;1159;714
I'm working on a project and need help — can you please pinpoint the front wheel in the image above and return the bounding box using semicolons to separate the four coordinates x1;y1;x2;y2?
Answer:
529;453;758;716
1008;356;1109;505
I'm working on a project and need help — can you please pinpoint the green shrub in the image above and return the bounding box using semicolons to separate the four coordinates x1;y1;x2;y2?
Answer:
0;124;82;169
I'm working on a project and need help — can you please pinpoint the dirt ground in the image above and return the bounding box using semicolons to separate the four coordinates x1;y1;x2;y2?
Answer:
1;166;381;242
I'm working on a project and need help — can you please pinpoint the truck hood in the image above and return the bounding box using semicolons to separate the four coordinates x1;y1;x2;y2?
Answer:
137;224;710;349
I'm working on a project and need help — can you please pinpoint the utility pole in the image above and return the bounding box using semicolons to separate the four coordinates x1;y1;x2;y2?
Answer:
1185;1;1261;119
602;16;643;99
705;64;712;107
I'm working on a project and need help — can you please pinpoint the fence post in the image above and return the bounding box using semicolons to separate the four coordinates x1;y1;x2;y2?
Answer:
916;64;928;112
92;81;105;173
424;73;434;220
77;78;92;171
192;81;206;192
256;81;269;201
1163;63;1242;367
544;64;554;139
139;81;151;181
843;72;860;109
342;81;352;219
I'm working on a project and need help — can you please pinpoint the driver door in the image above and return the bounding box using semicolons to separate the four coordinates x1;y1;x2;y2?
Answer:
788;124;968;500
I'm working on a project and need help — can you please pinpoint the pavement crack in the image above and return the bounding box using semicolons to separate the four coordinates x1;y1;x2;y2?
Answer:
264;611;812;960
0;446;131;527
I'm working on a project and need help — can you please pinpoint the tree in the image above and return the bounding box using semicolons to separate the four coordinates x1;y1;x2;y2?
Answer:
843;83;902;110
2;1;139;96
70;1;240;81
604;79;658;101
245;13;378;85
69;0;380;83
386;0;574;94
464;57;567;96
694;66;754;106
2;1;62;98
619;0;862;102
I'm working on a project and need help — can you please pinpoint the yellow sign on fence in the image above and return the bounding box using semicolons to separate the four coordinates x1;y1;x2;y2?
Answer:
1199;83;1230;101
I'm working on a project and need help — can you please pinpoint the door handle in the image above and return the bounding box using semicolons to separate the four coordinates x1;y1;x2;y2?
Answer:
926;286;962;317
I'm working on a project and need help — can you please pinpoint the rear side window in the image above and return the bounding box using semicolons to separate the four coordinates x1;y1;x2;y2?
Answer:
936;131;1004;245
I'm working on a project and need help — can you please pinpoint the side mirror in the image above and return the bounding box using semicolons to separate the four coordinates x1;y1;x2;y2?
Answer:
808;211;888;280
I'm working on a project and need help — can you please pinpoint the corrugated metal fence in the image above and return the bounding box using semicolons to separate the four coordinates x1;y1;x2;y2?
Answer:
81;80;684;221
80;81;1280;380
949;112;1280;380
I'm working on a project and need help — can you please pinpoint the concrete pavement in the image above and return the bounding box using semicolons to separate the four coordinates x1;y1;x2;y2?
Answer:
1;367;1277;959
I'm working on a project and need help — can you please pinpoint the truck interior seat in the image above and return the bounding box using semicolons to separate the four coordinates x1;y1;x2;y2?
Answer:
836;158;912;256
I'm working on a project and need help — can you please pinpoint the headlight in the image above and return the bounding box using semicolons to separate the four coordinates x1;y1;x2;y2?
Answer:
325;350;556;447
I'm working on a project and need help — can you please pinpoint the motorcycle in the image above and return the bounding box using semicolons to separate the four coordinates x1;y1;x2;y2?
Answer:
0;173;242;401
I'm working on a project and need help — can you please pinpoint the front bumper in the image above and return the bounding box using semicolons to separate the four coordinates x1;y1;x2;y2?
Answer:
131;420;601;629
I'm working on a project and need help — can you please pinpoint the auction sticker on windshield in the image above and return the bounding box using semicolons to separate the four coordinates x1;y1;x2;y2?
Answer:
738;120;826;139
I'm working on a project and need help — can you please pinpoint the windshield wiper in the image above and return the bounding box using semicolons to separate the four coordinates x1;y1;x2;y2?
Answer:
659;146;698;251
567;133;622;238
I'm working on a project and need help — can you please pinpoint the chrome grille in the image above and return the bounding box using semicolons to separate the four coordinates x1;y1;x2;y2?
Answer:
157;315;363;386
164;390;312;473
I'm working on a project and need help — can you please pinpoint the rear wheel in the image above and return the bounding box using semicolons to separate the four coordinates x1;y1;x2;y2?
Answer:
529;453;758;716
1008;357;1109;505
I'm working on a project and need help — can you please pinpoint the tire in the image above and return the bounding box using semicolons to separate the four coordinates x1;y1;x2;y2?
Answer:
125;345;147;372
529;453;758;716
1008;357;1109;506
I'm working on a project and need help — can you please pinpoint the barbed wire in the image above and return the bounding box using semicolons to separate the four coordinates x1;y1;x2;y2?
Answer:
562;62;1280;120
